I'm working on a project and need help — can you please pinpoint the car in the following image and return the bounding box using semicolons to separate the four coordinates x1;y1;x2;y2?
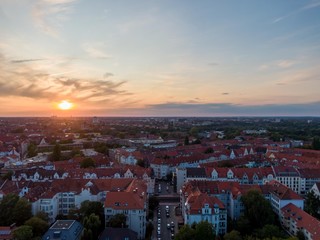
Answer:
171;221;175;227
171;233;175;239
166;212;170;217
157;230;161;236
158;218;161;224
167;223;170;229
165;205;169;210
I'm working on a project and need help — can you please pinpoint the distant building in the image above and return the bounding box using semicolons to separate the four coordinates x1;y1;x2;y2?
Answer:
42;220;83;240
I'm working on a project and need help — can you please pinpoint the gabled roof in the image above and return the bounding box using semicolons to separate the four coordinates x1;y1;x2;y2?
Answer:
281;203;320;239
185;191;225;214
267;180;303;200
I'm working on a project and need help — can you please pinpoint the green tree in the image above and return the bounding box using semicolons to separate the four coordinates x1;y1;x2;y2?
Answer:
189;127;199;137
82;213;101;240
27;143;37;158
80;157;95;168
204;147;214;154
25;216;49;237
194;221;215;240
148;196;159;212
224;230;242;240
12;198;32;226
82;228;93;240
107;214;127;228
35;211;49;222
304;191;320;219
52;143;61;161
0;193;19;225
136;159;145;167
296;230;306;240
145;222;154;240
312;137;320;150
235;216;251;236
80;201;104;219
241;189;275;229
13;225;33;240
184;136;190;145
1;170;13;180
175;224;195;240
255;224;283;239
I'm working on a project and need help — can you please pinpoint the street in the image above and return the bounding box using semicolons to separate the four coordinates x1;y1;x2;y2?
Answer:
153;181;179;240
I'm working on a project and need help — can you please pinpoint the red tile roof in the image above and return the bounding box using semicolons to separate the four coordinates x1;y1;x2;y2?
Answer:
281;203;320;239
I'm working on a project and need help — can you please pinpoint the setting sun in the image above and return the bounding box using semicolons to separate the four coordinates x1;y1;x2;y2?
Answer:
58;100;73;110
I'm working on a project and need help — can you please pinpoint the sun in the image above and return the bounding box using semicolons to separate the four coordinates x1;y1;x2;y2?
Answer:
58;100;73;110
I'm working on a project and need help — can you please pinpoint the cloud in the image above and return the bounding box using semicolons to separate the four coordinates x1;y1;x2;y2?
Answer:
104;72;114;78
222;93;229;95
11;58;47;63
258;59;296;71
32;0;78;37
143;102;320;116
0;52;130;104
276;70;320;85
276;60;296;68
302;1;320;10
258;64;269;71
82;43;112;59
273;1;320;23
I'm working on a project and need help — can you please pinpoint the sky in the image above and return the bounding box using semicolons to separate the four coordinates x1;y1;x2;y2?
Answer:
0;0;320;117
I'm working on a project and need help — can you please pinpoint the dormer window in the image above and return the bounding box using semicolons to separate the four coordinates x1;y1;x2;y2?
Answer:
227;170;234;179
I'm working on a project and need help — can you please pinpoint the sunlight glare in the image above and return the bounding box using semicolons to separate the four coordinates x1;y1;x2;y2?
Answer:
58;100;73;110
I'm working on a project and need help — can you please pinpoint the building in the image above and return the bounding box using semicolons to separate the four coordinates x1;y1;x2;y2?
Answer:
310;182;320;197
280;203;320;240
42;220;83;240
181;183;227;235
0;224;16;240
265;180;304;216
104;181;147;239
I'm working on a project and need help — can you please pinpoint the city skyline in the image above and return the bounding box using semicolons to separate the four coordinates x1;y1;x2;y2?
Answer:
1;0;320;117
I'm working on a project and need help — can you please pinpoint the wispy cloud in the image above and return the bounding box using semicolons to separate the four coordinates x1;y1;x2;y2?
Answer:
276;60;296;68
258;59;297;71
32;0;78;37
104;72;114;78
0;52;130;104
82;43;112;59
276;70;320;86
144;101;320;116
273;0;320;23
11;58;47;63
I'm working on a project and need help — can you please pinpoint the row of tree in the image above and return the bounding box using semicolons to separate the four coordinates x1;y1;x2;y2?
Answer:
0;194;49;240
173;190;305;240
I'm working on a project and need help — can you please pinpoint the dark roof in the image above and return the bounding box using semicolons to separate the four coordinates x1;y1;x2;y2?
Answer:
98;227;138;240
51;220;74;230
186;167;206;178
42;220;83;240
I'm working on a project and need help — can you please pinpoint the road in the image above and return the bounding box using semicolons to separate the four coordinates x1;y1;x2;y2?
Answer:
153;181;179;240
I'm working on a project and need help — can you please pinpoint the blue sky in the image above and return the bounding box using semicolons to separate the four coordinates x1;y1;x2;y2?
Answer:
0;0;320;116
